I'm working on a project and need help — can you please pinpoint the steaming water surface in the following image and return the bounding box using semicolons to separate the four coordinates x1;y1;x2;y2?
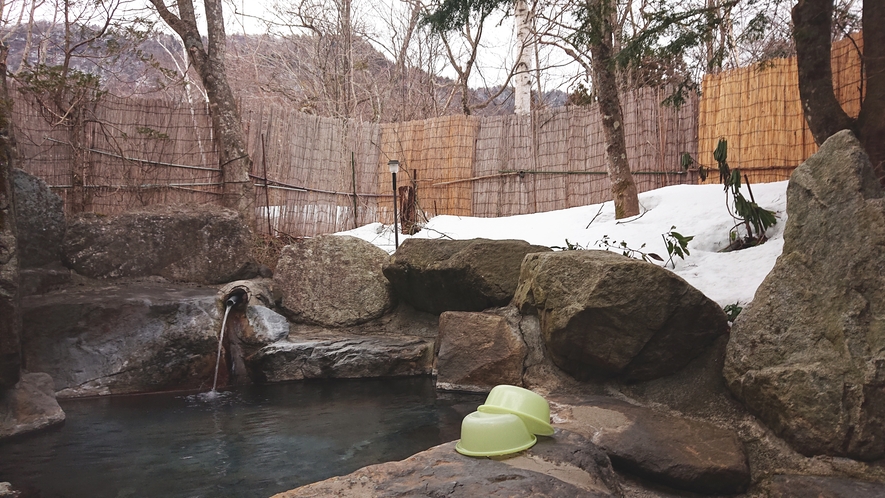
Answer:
0;377;483;498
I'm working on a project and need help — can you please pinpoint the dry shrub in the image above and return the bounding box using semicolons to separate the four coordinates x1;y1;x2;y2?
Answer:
250;233;300;272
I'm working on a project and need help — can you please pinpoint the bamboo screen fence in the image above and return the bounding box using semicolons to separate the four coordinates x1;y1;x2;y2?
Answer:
14;90;220;214
698;34;864;184
12;85;698;238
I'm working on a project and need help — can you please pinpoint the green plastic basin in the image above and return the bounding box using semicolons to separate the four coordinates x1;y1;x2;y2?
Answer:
454;411;537;457
477;384;555;436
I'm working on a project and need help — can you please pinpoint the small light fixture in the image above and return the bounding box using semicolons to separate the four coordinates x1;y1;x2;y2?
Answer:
388;159;400;175
388;160;400;249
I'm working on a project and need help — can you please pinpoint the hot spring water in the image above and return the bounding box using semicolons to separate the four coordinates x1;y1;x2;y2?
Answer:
0;377;483;497
0;292;479;496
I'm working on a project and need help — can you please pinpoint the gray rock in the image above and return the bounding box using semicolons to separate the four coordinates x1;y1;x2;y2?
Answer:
554;396;750;495
436;309;527;392
513;250;729;382
19;264;71;296
240;305;290;346
0;372;65;441
0;482;20;497
272;430;621;498
21;283;220;397
762;474;885;498
12;169;65;268
248;335;434;382
724;130;885;460
62;205;258;284
274;235;394;327
382;238;551;315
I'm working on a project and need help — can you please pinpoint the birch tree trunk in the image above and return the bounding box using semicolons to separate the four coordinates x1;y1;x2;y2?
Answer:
148;0;255;226
514;0;533;115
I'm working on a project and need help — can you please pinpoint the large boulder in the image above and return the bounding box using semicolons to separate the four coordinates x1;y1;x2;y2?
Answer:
273;235;394;327
513;250;729;381
724;130;885;460
21;283;220;397
383;238;551;315
13;169;71;294
273;430;622;498
62;205;258;284
12;169;65;268
436;309;527;392
0;372;65;441
553;395;750;495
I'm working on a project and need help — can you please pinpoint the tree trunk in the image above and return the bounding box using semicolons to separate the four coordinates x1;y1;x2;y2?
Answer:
857;0;885;184
590;1;639;219
514;0;533;115
0;43;21;389
794;0;885;185
148;0;255;227
792;0;853;144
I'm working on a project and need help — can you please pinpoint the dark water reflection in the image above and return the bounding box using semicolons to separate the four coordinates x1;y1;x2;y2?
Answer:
0;377;484;498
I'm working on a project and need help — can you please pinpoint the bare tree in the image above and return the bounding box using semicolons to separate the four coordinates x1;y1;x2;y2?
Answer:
147;0;255;224
367;0;454;120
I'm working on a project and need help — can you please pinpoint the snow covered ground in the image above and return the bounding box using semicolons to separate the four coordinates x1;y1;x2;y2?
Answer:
337;181;790;308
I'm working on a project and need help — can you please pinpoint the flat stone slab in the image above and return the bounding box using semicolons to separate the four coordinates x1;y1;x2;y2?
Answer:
248;335;435;382
552;395;750;495
763;474;885;497
273;429;621;497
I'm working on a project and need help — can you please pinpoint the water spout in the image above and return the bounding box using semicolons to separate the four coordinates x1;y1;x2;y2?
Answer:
225;293;242;308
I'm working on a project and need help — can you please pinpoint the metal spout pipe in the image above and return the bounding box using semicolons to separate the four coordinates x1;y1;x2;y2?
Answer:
225;292;245;308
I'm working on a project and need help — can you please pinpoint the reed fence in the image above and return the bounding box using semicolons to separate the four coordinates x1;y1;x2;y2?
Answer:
12;85;698;238
697;33;864;184
10;30;870;238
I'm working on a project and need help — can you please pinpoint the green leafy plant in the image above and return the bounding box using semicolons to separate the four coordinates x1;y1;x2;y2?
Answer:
724;302;743;322
550;239;588;251
556;226;693;269
595;235;664;264
680;152;694;171
662;226;693;269
715;138;777;250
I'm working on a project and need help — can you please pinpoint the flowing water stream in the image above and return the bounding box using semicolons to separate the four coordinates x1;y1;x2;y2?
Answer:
210;302;233;395
0;377;483;498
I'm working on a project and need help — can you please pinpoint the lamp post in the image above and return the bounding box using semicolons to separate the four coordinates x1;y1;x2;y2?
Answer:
388;159;400;249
